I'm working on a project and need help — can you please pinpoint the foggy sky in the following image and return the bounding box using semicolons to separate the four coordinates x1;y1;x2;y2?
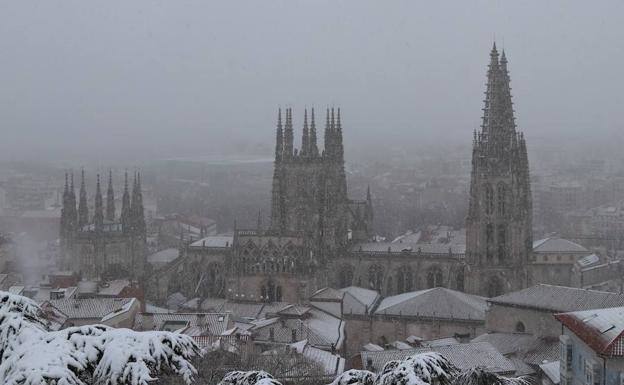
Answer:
1;1;623;162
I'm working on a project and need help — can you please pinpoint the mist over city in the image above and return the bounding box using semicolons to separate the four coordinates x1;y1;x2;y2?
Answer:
1;2;623;385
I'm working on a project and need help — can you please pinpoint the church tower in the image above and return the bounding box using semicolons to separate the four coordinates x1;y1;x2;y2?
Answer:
465;44;532;297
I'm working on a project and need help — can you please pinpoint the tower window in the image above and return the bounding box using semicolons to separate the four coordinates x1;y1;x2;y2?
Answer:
486;224;494;261
498;225;506;261
497;183;506;215
485;184;494;215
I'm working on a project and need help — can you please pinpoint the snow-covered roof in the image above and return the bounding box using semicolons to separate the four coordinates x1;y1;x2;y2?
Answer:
471;332;559;365
189;235;233;249
351;242;465;255
98;279;130;296
533;238;588;254
375;287;487;321
556;306;624;356
135;312;231;336
576;253;600;268
147;248;179;264
361;342;516;375
290;340;345;376
47;297;136;321
539;361;560;385
489;284;624;312
341;286;380;315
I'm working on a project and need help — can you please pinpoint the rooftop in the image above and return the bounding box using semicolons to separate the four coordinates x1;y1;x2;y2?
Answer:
375;287;487;321
360;342;515;375
489;284;624;312
533;238;588;254
556;306;624;356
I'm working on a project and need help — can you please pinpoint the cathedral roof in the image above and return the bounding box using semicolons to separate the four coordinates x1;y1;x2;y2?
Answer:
189;235;233;249
489;284;624;312
533;237;588;254
351;242;465;255
374;287;487;321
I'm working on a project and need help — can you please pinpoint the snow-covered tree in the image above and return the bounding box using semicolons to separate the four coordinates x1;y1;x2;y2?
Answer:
0;291;202;385
375;352;458;385
453;367;530;385
328;369;376;385
218;370;282;385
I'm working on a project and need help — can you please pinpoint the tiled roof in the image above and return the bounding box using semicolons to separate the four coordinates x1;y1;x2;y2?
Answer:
135;312;231;336
375;287;486;321
555;306;624;356
47;297;134;320
533;238;588;253
291;340;345;376
471;332;559;364
147;248;179;264
360;342;515;374
489;284;624;312
189;235;233;249
539;361;560;385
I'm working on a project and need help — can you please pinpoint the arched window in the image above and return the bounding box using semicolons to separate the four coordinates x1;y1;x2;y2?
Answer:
276;286;283;302
368;265;384;291
386;276;393;295
515;321;526;333
485;184;494;215
498;225;506;261
486;276;503;298
456;270;465;291
486;224;494;261
396;266;413;294
497;183;507;216
427;267;444;288
338;265;354;288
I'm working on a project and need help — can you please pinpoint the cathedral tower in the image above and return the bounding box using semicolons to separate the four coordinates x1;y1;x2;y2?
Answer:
465;44;532;297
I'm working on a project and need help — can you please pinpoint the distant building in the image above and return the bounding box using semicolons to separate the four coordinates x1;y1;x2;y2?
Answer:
530;238;593;287
59;170;146;280
556;306;624;385
486;284;624;338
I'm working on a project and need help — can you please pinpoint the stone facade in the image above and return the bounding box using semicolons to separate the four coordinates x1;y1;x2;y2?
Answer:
59;170;146;280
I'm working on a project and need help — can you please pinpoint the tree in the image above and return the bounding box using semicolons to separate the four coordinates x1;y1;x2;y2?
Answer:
0;291;202;385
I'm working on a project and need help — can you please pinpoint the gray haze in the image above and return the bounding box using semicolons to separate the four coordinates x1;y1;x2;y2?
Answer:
1;0;623;162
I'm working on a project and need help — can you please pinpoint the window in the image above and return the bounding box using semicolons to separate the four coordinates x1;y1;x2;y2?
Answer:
497;183;506;215
486;224;494;261
497;225;506;261
291;329;297;342
485;184;494;215
515;321;526;333
269;328;275;341
427;267;444;288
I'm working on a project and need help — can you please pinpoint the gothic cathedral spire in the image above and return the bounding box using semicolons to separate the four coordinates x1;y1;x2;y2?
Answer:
93;174;104;231
78;169;89;228
106;170;115;222
465;45;532;298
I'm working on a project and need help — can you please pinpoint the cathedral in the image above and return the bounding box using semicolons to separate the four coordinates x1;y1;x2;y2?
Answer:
59;170;147;280
165;44;533;302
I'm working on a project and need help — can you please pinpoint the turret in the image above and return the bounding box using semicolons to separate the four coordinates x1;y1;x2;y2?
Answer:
275;108;283;162
78;169;89;228
283;108;294;159
301;109;310;157
106;170;115;222
121;171;131;233
309;108;319;157
93;174;104;231
130;172;146;235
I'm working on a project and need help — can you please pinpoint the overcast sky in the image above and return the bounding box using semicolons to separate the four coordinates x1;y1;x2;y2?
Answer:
1;1;623;162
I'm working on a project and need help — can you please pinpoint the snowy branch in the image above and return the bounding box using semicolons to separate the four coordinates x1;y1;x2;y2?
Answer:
0;291;202;385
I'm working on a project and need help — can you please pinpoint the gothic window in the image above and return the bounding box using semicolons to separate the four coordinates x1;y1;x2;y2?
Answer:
368;265;384;291
260;285;267;301
267;280;276;302
486;276;503;298
485;184;494;215
338;265;354;288
396;266;413;294
515;321;526;333
497;183;507;215
497;225;506;261
276;286;283;302
386;276;393;295
456;270;465;291
486;224;494;261
426;267;444;288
